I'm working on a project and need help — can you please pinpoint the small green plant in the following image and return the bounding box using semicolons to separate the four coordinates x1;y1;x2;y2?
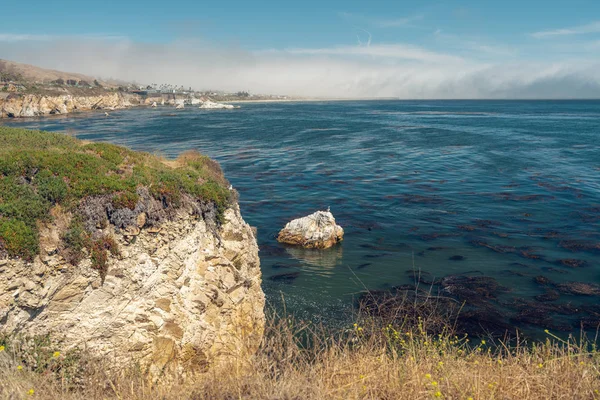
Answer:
36;169;68;204
0;218;38;260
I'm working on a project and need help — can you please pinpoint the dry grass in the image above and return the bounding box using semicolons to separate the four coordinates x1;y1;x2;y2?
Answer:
1;311;599;400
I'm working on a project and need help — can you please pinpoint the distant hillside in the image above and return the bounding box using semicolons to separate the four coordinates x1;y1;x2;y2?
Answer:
0;59;110;86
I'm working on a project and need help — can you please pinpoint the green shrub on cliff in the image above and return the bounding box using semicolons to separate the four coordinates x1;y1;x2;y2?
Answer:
0;218;38;260
0;126;232;261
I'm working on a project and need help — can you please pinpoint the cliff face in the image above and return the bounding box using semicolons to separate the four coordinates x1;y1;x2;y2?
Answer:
0;93;238;118
0;204;264;374
0;92;141;118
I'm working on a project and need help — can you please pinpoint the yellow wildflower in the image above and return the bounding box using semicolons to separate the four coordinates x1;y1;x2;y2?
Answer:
0;345;4;352
53;351;61;358
17;365;23;371
434;391;442;398
28;389;34;396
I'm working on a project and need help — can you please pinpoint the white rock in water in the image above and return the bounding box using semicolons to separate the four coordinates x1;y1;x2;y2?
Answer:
277;210;344;249
151;102;157;107
199;100;237;110
175;103;184;109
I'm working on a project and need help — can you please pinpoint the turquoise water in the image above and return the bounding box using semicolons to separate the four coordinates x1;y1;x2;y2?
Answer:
4;100;600;335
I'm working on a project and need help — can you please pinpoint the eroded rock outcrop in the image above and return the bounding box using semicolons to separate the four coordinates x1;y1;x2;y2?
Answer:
0;93;140;118
277;211;344;249
0;205;264;375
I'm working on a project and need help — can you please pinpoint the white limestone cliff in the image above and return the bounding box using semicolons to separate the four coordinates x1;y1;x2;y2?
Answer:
0;205;264;375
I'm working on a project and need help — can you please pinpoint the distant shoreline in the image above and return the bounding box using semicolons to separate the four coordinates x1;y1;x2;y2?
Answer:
229;97;600;103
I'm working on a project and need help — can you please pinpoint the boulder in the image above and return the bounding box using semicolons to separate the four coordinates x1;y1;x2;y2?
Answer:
277;210;344;249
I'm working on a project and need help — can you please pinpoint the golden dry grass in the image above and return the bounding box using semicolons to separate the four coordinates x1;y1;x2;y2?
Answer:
1;315;599;400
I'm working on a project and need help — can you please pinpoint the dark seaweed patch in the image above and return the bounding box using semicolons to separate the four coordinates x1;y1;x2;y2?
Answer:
559;240;600;253
268;272;301;283
363;253;391;259
556;259;588;268
405;270;438;285
541;267;569;274
440;275;509;303
259;244;287;256
534;275;553;286
556;282;600;296
385;194;445;204
535;290;560;302
272;263;300;270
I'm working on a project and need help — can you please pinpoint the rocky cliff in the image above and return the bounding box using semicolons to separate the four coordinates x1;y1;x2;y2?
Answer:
0;127;265;375
0;93;237;118
0;205;263;375
0;92;141;118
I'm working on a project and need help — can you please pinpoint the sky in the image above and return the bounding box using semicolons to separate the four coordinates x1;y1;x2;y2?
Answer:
2;0;600;98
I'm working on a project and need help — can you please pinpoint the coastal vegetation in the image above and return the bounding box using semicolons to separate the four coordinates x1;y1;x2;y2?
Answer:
0;127;232;263
1;306;598;399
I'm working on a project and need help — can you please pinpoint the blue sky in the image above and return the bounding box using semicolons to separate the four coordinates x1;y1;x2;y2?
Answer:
2;0;600;98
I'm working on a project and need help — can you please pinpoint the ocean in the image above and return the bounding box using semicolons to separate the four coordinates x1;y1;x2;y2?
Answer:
4;100;600;336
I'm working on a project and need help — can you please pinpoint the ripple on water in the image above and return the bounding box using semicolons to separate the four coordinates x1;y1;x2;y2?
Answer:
4;100;600;335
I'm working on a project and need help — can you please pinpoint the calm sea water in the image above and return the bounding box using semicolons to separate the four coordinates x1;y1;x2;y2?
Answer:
4;100;600;335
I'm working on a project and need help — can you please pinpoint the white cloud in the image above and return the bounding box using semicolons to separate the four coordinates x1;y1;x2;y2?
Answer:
0;33;53;42
0;36;599;99
338;12;422;28
281;44;465;64
0;33;126;42
532;21;600;38
432;31;518;59
374;15;423;28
